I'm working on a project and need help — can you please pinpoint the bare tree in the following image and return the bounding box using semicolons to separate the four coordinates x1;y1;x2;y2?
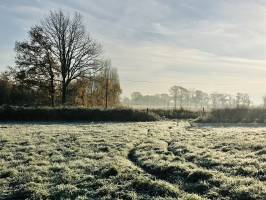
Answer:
169;86;187;109
169;86;178;110
236;93;250;108
194;90;209;109
179;87;188;108
41;10;102;104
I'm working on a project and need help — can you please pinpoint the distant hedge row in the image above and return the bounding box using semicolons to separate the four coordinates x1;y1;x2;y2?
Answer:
148;109;200;119
0;106;160;122
200;108;266;123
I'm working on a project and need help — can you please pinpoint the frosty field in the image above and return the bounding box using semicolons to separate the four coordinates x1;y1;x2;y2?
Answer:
1;121;266;200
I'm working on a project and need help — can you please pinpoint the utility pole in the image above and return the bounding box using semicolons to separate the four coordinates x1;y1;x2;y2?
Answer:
174;92;177;110
105;71;109;109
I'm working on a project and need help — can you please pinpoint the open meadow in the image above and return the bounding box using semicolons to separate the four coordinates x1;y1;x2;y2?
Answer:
1;121;266;200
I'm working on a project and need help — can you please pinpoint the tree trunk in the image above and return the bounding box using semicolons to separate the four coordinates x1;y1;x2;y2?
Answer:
50;87;55;107
50;77;55;107
62;83;67;105
51;94;55;107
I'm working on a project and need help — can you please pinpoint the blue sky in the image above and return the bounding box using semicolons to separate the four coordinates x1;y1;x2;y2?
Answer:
1;0;266;104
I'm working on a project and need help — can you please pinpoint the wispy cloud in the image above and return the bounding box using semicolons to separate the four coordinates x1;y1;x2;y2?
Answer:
1;0;266;103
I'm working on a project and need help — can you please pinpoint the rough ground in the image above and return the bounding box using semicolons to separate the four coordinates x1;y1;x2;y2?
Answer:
0;121;266;199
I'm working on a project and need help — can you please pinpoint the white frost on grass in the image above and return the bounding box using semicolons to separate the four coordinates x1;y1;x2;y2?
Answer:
0;121;266;199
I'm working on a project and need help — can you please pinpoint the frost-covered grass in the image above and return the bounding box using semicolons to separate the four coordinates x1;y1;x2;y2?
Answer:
0;121;266;199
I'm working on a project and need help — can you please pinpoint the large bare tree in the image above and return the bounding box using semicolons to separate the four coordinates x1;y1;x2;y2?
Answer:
41;10;102;104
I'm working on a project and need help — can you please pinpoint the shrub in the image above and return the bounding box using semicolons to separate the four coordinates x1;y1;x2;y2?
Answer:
0;106;160;122
146;108;200;119
200;108;266;123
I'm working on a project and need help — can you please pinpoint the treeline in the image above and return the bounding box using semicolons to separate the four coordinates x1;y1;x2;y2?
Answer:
123;85;251;109
0;10;121;107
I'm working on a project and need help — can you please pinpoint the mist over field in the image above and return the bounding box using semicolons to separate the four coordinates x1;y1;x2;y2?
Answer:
1;1;266;200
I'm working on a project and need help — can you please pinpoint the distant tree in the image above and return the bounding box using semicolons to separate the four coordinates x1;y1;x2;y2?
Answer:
210;93;222;108
242;93;251;107
179;87;189;108
263;96;266;108
131;92;143;104
169;86;179;109
124;86;253;110
169;86;187;109
236;93;241;107
122;97;130;105
223;94;234;108
160;93;171;108
236;93;250;108
219;94;227;108
194;90;209;108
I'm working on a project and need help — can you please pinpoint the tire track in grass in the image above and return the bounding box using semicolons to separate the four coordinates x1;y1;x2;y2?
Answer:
127;139;208;200
128;135;266;200
127;122;266;199
166;140;266;200
169;122;266;182
126;142;183;199
168;140;266;181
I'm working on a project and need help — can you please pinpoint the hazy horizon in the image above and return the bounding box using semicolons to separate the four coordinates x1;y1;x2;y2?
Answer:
1;0;266;104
